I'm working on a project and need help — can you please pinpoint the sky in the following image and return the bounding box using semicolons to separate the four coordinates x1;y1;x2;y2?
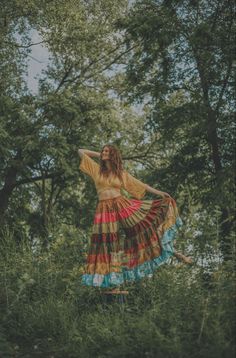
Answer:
26;31;127;98
26;31;49;94
26;29;144;114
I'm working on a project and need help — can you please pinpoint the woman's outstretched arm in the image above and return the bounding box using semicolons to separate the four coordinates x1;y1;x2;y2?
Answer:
78;148;100;158
145;184;170;198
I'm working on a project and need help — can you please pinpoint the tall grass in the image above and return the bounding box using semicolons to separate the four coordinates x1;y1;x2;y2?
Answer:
0;222;235;358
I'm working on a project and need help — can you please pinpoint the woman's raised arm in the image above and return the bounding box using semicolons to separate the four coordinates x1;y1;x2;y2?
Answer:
78;148;100;158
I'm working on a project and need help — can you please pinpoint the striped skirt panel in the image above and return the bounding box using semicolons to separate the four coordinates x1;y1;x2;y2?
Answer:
82;195;182;288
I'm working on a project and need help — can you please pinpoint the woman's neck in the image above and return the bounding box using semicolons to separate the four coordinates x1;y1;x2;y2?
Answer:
105;161;112;171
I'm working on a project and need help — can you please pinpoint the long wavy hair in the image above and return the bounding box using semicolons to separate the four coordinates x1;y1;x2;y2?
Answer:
99;144;123;181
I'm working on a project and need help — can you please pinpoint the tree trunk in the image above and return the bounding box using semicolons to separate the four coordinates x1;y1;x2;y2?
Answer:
0;151;23;221
195;55;232;259
0;167;18;219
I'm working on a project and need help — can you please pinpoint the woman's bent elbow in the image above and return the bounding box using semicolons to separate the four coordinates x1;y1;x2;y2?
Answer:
78;149;84;157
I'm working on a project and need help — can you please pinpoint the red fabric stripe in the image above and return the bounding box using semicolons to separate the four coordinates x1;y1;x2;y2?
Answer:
93;199;142;224
87;253;112;264
123;198;171;237
124;232;160;254
91;232;119;243
87;234;161;264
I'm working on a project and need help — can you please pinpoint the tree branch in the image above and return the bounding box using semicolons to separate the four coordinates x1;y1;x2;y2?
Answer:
15;171;64;186
3;40;45;48
215;60;233;114
60;42;140;90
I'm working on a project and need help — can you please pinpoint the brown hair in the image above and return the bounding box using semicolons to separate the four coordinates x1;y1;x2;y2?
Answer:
99;144;123;181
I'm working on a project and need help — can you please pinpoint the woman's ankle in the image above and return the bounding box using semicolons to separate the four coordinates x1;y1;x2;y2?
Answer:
174;251;193;264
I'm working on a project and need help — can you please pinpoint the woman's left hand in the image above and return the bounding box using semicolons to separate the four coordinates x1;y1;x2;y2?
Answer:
157;190;171;198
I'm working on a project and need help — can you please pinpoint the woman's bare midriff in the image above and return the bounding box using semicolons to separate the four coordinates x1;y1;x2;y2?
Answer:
98;189;121;201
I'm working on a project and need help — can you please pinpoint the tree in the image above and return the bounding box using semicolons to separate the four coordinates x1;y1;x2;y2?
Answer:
117;0;235;259
0;0;131;225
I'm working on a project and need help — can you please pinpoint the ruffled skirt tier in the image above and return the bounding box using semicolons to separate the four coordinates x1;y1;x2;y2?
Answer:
82;195;182;288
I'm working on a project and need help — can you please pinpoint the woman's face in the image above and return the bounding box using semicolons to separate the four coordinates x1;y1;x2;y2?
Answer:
101;146;110;161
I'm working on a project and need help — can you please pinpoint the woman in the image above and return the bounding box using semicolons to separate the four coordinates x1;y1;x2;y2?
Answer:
78;144;192;288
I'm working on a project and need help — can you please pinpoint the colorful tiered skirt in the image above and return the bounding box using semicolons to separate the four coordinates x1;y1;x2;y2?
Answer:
81;195;183;288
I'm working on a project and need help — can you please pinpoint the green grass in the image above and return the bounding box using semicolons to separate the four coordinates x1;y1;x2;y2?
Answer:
0;230;235;358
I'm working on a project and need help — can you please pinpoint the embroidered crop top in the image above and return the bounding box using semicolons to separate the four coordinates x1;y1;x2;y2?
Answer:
79;152;146;200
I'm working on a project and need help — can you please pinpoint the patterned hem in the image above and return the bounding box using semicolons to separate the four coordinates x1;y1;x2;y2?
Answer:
81;217;183;288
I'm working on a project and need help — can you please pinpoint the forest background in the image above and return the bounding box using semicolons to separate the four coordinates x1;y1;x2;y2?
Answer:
0;0;235;357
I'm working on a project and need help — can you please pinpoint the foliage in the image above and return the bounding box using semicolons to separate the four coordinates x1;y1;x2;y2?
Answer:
117;0;235;258
0;1;235;357
0;0;154;238
0;207;235;357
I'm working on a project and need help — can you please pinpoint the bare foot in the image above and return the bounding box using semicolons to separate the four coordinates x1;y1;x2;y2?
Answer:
182;256;193;264
174;252;193;265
